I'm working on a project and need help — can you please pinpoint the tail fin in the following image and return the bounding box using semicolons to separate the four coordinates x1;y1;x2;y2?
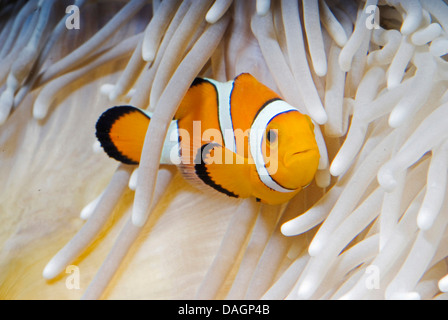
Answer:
95;105;150;165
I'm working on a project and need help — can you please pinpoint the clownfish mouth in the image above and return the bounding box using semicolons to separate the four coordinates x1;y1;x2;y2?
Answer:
292;149;313;155
284;148;319;168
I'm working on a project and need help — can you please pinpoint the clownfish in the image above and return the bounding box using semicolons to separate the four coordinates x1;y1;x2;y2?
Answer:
95;73;319;204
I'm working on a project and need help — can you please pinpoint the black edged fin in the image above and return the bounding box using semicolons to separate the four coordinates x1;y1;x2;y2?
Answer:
95;105;151;165
194;143;239;198
178;142;252;199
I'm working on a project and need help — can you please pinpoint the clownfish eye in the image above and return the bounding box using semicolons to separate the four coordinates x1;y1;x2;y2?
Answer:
266;129;278;143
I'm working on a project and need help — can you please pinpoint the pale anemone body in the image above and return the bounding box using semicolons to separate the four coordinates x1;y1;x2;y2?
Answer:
0;0;448;300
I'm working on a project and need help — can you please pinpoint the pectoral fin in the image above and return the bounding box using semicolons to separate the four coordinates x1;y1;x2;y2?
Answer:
179;142;253;199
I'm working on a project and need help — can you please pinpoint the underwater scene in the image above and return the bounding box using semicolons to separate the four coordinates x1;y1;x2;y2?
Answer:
1;0;448;301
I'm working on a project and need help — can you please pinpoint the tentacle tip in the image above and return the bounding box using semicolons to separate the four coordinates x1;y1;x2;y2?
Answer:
338;293;352;300
92;140;102;153
6;73;19;92
315;170;331;188
314;111;328;126
329;158;346;177
297;280;314;299
400;18;420;36
308;241;321;257
42;262;59;280
337;35;348;48
127;88;136;100
256;0;270;16
438;277;448;292
313;63;327;78
386;291;421;300
100;83;114;96
317;161;328;171
33;103;48;120
80;203;94;220
338;55;351;73
280;222;298;237
388;109;406;128
416;210;433;231
109;91;120;101
128;169;138;191
377;167;398;192
205;10;220;24
142;50;155;63
0;113;8;126
0;95;13;125
387;79;400;90
0;89;14;125
131;212;146;227
399;25;414;36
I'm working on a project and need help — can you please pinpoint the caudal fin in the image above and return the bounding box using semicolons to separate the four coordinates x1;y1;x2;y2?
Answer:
96;105;150;165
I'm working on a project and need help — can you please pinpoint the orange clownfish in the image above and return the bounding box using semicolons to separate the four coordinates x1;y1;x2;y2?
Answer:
96;73;319;204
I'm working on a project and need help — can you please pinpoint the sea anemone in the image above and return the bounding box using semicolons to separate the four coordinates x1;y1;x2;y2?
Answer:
1;0;448;300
